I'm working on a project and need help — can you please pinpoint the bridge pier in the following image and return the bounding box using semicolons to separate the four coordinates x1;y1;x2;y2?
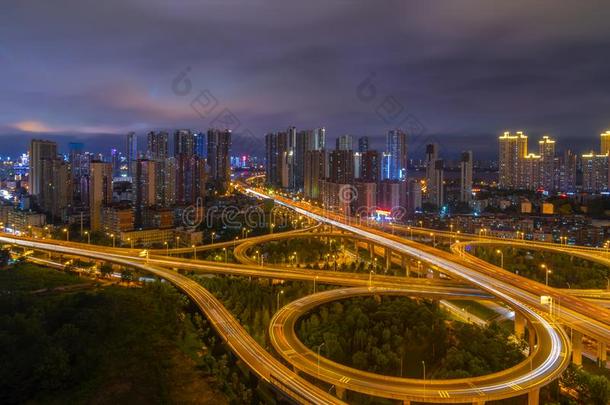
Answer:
514;312;526;339
527;387;540;405
335;386;345;400
597;341;607;368
368;243;374;260
384;248;391;271
572;330;582;366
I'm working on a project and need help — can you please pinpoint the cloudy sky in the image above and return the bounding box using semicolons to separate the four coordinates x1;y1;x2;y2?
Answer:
2;0;610;158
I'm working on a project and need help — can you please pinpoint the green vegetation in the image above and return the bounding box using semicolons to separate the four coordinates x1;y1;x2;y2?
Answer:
0;262;84;291
297;296;526;379
259;237;338;265
192;275;324;349
473;246;610;289
0;263;275;404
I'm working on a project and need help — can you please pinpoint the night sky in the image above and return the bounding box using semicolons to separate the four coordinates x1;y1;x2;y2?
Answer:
2;1;610;159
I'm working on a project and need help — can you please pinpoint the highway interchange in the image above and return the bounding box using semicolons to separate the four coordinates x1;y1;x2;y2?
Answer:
4;181;610;403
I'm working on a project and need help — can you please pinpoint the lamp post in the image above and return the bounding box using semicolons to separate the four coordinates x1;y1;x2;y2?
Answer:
164;241;168;255
430;232;435;247
84;231;90;244
369;270;374;287
234;236;239;249
110;233;115;248
211;232;216;244
192;244;197;260
176;236;180;248
276;290;284;312
222;247;227;263
496;249;504;269
63;228;69;241
293;251;297;267
317;342;325;376
541;264;551;286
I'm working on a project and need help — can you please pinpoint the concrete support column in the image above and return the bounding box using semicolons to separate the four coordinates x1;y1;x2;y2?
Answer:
335;386;345;400
473;401;485;405
528;325;536;352
402;256;409;277
527;387;540;405
514;312;526;339
572;330;583;366
597;341;607;368
368;243;374;260
384;248;391;271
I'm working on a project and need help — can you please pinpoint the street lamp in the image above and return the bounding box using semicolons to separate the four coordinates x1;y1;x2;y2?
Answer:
176;236;180;248
314;275;319;294
541;264;552;286
63;228;69;241
234;236;239;249
407;226;413;239
276;289;284;312
192;244;197;260
110;233;115;248
164;241;168;255
317;342;325;376
84;230;90;244
369;270;374;287
293;251;297;267
496;249;504;269
429;232;435;247
222;247;227;263
211;232;216;244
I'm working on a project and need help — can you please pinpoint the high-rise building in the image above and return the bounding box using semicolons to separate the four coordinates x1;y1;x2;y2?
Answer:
174;129;194;156
581;152;609;193
601;131;610;155
358;136;369;153
312;128;326;150
336;134;353;151
498;131;528;189
265;132;279;186
386;129;407;180
520;153;541;190
538;135;556;191
194;132;206;158
175;155;206;205
559;149;577;193
406;179;422;214
89;161;113;231
353;181;377;216
353;152;362;180
126;132;138;177
360;151;380;183
460;151;473;203
207;128;231;191
328;149;354;184
378;180;406;211
40;158;71;221
147;131;169;160
304;150;326;199
69;142;91;209
147;131;171;207
431;159;444;208
424;143;441;205
29;139;58;197
133;159;157;228
294;129;310;191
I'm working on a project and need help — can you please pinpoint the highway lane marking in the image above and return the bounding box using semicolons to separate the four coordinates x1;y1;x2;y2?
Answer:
468;382;485;396
438;390;450;398
508;383;522;391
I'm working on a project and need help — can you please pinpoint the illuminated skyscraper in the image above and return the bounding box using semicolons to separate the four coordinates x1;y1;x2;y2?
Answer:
147;131;169;160
335;134;353;151
460;151;473;203
29;139;58;196
601;131;610;154
581;152;609;193
89;161;113;231
174;129;195;156
207;128;231;191
358;136;369;153
385;129;407;180
126;132;138;177
538;135;556;191
498;131;528;189
304;150;326;199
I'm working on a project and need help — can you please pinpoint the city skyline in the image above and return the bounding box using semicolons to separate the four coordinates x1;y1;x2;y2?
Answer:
2;1;610;158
